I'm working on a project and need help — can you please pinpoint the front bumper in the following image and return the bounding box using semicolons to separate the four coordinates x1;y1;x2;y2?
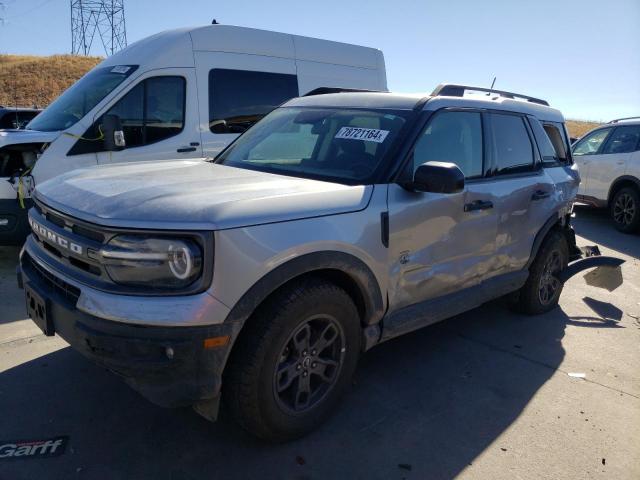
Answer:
0;198;32;245
18;250;241;410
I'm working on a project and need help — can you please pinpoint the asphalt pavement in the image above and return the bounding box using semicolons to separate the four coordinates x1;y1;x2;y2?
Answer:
0;206;638;480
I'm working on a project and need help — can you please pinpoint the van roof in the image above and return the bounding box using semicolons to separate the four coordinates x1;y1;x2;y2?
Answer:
101;24;384;71
286;89;565;123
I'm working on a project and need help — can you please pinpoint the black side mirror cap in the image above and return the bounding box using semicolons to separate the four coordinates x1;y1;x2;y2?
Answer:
102;114;125;151
411;161;465;194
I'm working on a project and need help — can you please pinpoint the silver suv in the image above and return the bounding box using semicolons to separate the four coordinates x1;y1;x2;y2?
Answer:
17;85;623;441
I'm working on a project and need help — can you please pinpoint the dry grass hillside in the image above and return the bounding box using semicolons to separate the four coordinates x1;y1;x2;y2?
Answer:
565;120;601;139
0;54;101;108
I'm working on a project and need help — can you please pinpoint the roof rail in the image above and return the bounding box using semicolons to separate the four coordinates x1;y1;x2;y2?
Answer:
607;116;640;124
431;83;549;106
304;87;384;96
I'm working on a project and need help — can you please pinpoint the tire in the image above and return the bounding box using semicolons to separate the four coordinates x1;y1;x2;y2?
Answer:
610;187;640;233
223;278;361;442
514;230;569;315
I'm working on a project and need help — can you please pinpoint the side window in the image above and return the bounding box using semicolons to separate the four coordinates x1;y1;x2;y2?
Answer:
529;118;559;164
601;126;640;154
209;69;298;134
490;113;535;174
542;124;568;162
572;128;611;156
413;111;483;178
68;76;185;155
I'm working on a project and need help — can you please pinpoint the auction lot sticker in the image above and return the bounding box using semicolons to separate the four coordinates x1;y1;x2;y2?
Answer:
0;436;68;460
335;127;389;143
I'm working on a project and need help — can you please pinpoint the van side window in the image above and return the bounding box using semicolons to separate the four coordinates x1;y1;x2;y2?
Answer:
413;111;483;178
67;76;185;155
490;113;534;174
209;69;298;134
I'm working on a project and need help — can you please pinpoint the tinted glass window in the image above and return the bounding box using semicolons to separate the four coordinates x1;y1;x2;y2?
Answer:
413;111;483;178
491;113;534;173
572;128;611;156
530;119;558;164
209;69;298;134
68;76;185;155
602;126;640;154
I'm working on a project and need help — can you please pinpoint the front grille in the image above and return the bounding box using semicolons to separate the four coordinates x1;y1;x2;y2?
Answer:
27;254;81;303
33;201;105;244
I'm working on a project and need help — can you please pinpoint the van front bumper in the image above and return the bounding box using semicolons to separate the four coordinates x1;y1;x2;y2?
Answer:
0;199;31;245
18;249;241;411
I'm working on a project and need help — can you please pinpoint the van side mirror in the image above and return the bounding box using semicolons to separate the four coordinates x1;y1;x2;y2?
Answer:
412;161;465;194
102;114;125;151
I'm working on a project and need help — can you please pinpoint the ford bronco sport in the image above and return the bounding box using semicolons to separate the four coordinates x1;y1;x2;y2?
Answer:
17;84;623;441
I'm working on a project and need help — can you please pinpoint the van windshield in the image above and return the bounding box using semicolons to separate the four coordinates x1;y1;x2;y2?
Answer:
27;65;138;132
216;107;408;184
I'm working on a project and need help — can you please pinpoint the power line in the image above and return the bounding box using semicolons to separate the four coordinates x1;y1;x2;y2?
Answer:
70;0;127;56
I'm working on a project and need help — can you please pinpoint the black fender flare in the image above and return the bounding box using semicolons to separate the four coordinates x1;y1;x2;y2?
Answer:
526;213;564;269
223;251;385;328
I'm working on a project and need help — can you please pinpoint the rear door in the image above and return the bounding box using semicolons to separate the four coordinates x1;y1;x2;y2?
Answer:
485;112;555;273
387;109;498;311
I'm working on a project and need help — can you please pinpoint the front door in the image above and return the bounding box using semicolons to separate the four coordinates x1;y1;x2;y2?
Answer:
387;109;498;312
572;127;613;199
95;68;202;164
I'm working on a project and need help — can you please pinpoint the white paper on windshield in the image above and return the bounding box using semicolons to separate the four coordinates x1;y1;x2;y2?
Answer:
110;66;131;74
334;127;389;143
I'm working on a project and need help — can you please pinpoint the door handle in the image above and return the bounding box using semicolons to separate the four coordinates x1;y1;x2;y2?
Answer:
531;190;551;201
177;147;197;153
464;200;494;212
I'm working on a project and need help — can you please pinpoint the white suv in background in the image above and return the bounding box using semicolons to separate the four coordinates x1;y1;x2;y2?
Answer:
573;117;640;232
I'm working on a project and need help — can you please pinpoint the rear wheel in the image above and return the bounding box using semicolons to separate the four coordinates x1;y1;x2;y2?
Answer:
611;187;640;233
224;278;361;442
514;230;569;315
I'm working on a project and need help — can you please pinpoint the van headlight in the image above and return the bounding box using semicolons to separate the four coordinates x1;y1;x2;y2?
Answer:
100;235;203;288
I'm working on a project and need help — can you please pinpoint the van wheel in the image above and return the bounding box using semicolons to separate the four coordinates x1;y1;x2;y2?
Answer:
515;230;568;315
223;278;361;442
611;187;640;233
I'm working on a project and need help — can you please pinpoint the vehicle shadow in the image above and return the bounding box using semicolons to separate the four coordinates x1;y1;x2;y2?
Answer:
0;298;615;480
573;205;640;259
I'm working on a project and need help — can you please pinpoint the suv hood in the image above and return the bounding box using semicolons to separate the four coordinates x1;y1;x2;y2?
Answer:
35;160;373;230
0;128;60;146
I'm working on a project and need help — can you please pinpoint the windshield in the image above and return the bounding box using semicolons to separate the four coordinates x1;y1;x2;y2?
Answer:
27;65;138;132
216;107;408;184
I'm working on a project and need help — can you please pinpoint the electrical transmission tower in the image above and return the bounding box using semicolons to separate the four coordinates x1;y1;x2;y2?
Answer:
71;0;127;56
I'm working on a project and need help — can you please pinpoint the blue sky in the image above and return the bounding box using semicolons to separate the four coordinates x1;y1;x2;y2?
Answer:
1;0;638;121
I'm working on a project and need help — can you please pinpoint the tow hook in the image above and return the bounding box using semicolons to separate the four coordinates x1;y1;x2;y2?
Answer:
558;245;625;292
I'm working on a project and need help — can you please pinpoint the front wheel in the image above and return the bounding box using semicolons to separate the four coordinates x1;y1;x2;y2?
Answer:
514;230;569;315
223;278;361;441
611;187;640;233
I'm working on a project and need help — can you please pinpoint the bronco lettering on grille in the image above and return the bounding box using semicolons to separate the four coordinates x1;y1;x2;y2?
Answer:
28;217;83;255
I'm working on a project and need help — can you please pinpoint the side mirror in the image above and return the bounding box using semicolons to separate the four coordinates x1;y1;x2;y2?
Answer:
412;161;465;194
210;119;228;134
102;114;125;151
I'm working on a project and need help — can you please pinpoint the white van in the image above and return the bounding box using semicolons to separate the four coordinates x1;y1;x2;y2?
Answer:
0;24;387;245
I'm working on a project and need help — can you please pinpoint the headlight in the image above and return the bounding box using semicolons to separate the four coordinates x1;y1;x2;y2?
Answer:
100;235;203;289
